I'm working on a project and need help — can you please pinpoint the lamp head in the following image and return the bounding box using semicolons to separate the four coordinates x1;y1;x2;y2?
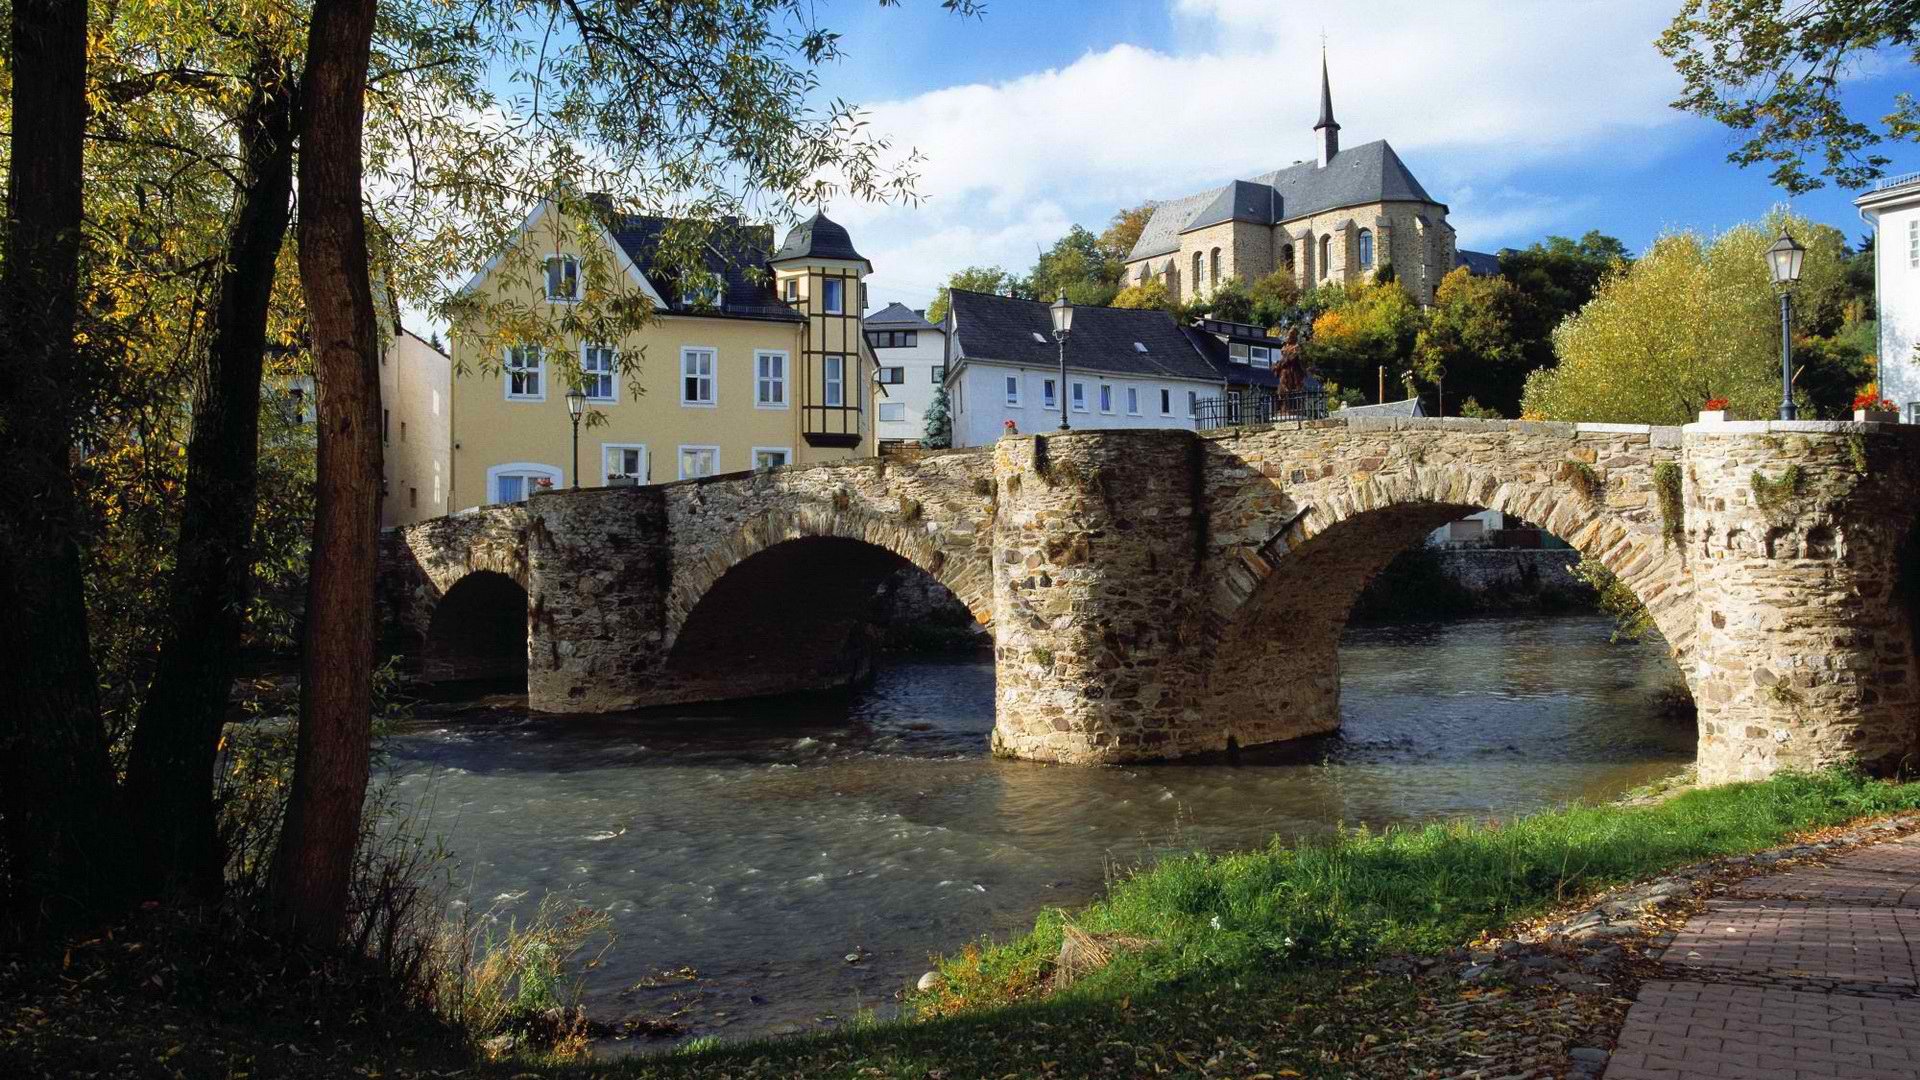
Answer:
1766;230;1804;287
1049;292;1074;338
565;386;587;420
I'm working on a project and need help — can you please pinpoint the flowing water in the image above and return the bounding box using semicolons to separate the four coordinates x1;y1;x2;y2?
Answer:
385;613;1690;1046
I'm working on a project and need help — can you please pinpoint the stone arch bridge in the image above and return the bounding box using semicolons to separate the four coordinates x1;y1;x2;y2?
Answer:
379;417;1920;786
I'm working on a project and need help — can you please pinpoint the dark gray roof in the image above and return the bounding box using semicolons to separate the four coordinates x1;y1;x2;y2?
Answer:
1454;248;1502;276
607;215;801;321
1182;179;1282;233
1315;54;1339;132
866;301;937;330
1128;140;1440;261
1338;396;1427;417
949;290;1222;382
771;211;867;265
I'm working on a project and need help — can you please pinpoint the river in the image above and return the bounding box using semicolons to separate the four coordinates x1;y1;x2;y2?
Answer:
385;612;1690;1046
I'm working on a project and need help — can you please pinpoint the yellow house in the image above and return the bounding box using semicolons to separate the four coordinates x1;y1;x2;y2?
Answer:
448;201;872;510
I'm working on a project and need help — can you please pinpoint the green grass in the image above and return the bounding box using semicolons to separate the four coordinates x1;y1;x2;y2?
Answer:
914;766;1920;1014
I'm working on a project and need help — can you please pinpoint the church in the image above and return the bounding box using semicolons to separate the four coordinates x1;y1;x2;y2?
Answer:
1123;55;1498;306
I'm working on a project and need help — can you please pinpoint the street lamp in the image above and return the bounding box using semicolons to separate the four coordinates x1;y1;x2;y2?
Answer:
1049;292;1074;431
565;386;587;487
1766;229;1805;421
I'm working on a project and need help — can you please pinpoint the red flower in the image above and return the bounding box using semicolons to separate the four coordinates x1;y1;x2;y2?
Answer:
1853;391;1895;412
1702;397;1729;411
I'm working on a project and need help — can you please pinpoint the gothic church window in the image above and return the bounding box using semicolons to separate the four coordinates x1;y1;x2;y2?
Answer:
1281;244;1294;273
1192;252;1204;294
1319;235;1332;279
1210;248;1221;285
1358;229;1374;270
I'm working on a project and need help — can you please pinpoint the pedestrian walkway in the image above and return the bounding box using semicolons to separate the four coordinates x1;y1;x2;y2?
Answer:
1605;834;1920;1079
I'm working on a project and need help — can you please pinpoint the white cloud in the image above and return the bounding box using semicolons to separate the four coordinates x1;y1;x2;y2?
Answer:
845;0;1695;309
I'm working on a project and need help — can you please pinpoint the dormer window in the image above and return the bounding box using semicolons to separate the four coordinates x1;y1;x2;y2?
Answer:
545;255;579;301
683;274;723;309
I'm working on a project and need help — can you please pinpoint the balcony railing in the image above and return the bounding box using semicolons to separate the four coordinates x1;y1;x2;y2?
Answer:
1194;389;1328;430
1875;169;1920;192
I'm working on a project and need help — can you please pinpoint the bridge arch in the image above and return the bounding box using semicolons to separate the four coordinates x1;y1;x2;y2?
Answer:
422;569;530;684
664;500;993;650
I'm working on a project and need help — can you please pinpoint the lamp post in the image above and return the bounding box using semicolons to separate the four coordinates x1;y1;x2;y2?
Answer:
1050;293;1074;431
565;386;586;487
1766;229;1805;421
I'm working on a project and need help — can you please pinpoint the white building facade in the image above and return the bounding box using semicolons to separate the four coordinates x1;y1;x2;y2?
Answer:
943;289;1231;449
865;302;946;447
1858;171;1920;421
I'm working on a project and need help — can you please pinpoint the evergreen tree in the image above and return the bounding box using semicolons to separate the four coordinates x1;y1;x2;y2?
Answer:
922;385;952;449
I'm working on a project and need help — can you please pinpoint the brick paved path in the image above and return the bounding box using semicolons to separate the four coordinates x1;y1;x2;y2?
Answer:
1605;835;1920;1079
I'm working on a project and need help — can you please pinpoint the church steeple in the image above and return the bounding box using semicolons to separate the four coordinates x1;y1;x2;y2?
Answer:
1314;49;1340;167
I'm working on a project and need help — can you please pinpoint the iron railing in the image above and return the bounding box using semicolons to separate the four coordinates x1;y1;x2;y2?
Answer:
1194;389;1328;430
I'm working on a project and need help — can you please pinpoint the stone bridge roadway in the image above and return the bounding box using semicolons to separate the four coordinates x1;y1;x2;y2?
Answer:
378;416;1920;786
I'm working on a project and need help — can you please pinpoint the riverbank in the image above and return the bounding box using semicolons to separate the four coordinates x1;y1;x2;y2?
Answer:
8;767;1914;1078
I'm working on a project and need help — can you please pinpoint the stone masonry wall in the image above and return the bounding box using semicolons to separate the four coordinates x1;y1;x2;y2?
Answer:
1684;421;1920;783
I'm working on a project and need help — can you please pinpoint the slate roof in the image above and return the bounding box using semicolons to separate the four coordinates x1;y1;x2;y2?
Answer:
607;215;801;321
1454;248;1502;276
866;301;937;330
771;211;868;265
1182;179;1282;233
1181;327;1281;389
948;290;1222;383
1129;140;1440;261
1337;396;1427;417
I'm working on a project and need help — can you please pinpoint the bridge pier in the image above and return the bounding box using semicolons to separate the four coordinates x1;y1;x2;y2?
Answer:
1685;424;1920;783
988;430;1213;762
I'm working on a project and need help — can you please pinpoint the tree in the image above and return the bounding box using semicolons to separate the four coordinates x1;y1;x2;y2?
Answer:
1193;277;1255;323
1413;267;1530;417
268;0;382;948
1520;211;1852;424
1498;232;1630;377
1304;279;1423;398
1097;201;1156;263
123;21;302;897
0;0;122;929
926;265;1017;324
922;385;953;448
1248;271;1303;327
1027;224;1120;307
1658;0;1919;193
1112;279;1178;312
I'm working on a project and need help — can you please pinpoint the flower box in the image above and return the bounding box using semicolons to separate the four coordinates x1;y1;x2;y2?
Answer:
1697;410;1727;423
1854;409;1898;424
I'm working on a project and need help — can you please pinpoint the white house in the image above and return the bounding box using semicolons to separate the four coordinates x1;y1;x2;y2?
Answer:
1858;170;1920;421
865;301;946;447
943;289;1253;448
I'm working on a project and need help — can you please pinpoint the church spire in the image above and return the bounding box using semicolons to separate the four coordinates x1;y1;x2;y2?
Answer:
1314;48;1340;167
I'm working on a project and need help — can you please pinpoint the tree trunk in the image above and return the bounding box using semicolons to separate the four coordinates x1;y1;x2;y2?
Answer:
269;0;381;949
124;60;298;899
0;0;120;934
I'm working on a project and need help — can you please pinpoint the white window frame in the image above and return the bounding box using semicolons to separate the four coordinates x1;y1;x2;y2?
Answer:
1071;381;1088;412
877;401;907;423
1910;219;1918;269
1160;388;1174;416
1005;374;1022;407
751;446;792;471
1042;378;1057;410
486;461;562;504
931;365;947;383
822;277;845;314
544;255;580;302
823;354;846;406
680;346;717;407
677;444;721;480
754;350;788;410
1249;345;1271;369
504;344;546;402
1126;387;1141;416
1099;384;1114;414
1187;390;1200;419
581;343;617;403
601;443;648;484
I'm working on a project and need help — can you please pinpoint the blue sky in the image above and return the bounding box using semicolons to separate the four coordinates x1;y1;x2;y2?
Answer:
792;0;1914;313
